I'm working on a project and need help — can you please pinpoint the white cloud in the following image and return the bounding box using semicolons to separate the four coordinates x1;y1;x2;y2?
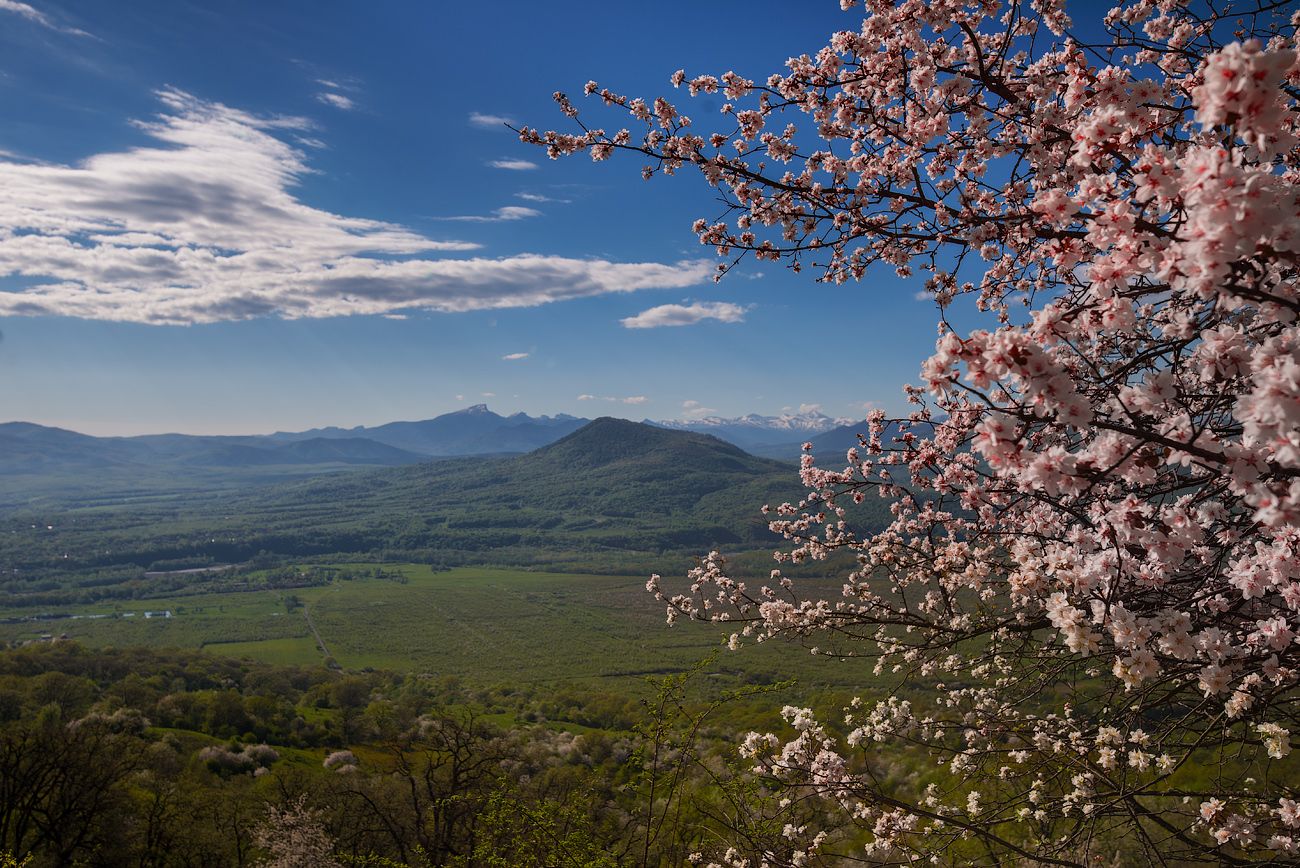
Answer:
0;0;46;23
316;79;342;89
489;158;538;171
601;396;646;404
502;352;529;361
578;394;649;404
0;89;713;324
516;192;568;204
481;392;496;397
440;205;542;223
495;206;541;220
316;92;355;111
620;301;747;329
0;0;92;36
469;112;515;129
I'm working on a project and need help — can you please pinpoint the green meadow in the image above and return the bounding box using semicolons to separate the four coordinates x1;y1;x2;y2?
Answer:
0;564;872;692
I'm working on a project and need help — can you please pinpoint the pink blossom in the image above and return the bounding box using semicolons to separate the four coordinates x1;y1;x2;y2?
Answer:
532;4;1300;861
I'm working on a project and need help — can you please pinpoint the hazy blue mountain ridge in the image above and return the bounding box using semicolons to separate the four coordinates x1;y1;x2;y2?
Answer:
3;418;892;589
268;404;589;455
0;423;427;473
747;421;877;461
0;407;881;512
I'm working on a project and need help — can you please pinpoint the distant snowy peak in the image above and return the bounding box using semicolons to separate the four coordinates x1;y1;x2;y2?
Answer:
657;410;852;433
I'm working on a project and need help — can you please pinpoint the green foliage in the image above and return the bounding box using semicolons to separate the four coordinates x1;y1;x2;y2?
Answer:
464;792;619;868
0;640;832;867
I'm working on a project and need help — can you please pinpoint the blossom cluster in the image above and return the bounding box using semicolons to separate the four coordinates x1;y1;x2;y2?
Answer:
534;0;1300;862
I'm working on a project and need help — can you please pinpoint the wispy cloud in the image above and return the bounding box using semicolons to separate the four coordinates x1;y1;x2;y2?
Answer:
489;158;538;171
577;394;648;405
0;89;714;324
681;399;717;418
620;301;747;329
316;92;355;111
438;205;541;223
502;352;529;361
0;147;48;165
0;0;93;36
470;112;515;129
516;192;569;204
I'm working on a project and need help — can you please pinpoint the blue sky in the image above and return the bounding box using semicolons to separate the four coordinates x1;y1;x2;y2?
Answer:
0;0;942;435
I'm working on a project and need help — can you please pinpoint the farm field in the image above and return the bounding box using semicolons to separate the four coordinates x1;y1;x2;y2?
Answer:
0;564;871;692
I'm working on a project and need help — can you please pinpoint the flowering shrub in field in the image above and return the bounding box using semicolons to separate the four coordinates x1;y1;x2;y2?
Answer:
527;0;1300;862
322;749;358;772
199;742;280;775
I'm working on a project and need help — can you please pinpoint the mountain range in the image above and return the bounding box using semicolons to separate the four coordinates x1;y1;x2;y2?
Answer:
2;405;858;466
4;418;893;587
266;404;589;456
0;406;871;510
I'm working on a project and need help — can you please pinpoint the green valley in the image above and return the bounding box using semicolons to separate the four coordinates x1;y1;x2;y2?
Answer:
0;419;888;609
0;564;870;692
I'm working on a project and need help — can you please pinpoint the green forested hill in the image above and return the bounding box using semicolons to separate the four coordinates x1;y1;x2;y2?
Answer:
0;419;890;602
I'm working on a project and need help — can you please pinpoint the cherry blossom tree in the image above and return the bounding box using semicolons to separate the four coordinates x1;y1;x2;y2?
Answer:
252;796;340;868
525;0;1300;862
